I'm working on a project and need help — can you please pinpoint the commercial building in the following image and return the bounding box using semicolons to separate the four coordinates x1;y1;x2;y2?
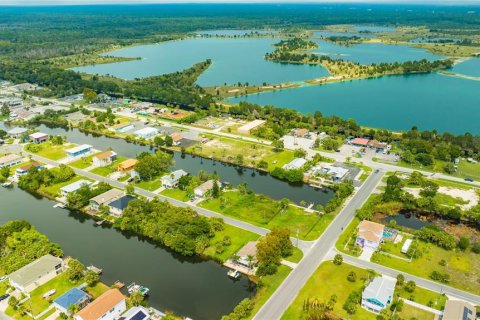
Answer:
282;158;307;170
60;180;93;197
442;300;476;320
74;289;126;320
66;145;93;158
134;127;159;139
92;151;117;167
237;119;266;135
29;132;49;144
0;154;22;168
356;220;385;250
108;195;136;217
350;137;370;147
53;288;90;314
9;254;63;293
361;276;396;314
89;189;124;211
161;170;188;189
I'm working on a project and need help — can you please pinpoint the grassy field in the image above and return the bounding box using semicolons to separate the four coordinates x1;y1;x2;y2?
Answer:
28;142;72;161
372;241;480;295
398;303;435;320
199;191;333;240
335;218;362;257
136;179;162;191
455;160;480;181
203;224;260;262
161;188;189;201
285;247;304;263
88;156;127;176
41;175;87;198
69;152;100;169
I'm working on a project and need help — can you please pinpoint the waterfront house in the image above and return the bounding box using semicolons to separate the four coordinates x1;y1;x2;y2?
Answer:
170;132;182;145
282;158;307;171
194;180;219;198
120;306;151;320
351;137;370;148
237;119;266;135
61;180;93;197
118;159;138;173
66;144;93;158
108;122;134;133
134;127;159;139
7;127;28;138
361;276;396;314
53;287;90;314
89;189;124;212
92;151;117;167
15;161;42;176
236;241;258;267
108;195;136;217
356;220;385;250
161;169;188;189
442;300;476;320
74;289;126;320
29;132;49;144
9;254;63;293
0;154;22;168
321;165;349;181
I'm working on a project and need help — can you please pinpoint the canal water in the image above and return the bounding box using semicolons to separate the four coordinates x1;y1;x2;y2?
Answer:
0;186;254;320
383;212;431;230
30;124;334;206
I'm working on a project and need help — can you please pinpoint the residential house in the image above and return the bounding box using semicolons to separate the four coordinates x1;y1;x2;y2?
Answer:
92;151;117;167
9;254;63;293
118;159;138;174
160;170;188;189
350;137;370;148
356;220;385;250
293;128;309;138
282;158;307;170
108;123;134;133
361;276;396;314
236;241;258;268
29;132;49;144
194;179;219;198
7;127;28;138
134;127;159;139
53;288;90;314
15;162;42;176
60;180;93;197
321;165;349;181
89;189;124;211
120;306;151;320
74;289;126;320
237;120;266;135
108;195;136;217
170;132;182;145
0;154;22;168
442;300;476;320
66;145;93;158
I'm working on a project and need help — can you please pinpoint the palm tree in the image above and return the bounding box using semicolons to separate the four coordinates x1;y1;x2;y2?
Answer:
230;254;240;266
246;254;255;270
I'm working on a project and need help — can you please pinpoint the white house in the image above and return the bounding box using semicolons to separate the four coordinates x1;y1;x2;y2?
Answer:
7;127;28;138
92;151;117;167
134;127;159;139
355;220;385;250
161;169;188;189
282;158;307;170
29;132;49;144
60;180;93;197
66;144;93;158
361;276;396;314
194;180;219;198
120;307;151;320
0;154;22;168
9;254;63;293
74;289;126;320
321;165;349;181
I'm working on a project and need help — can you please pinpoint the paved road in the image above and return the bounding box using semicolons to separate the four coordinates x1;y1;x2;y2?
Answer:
341;253;480;306
253;169;385;320
26;152;314;253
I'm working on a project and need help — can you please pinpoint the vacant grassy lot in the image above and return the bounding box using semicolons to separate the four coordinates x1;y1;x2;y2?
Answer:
41;175;88;197
161;188;189;201
455;160;480;181
27;141;72;161
69;152;101;169
136;179;162;191
88;156;127;176
335;218;362;257
199;191;333;240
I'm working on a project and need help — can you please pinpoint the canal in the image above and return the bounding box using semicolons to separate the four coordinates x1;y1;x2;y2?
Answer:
0;186;255;320
32;124;334;206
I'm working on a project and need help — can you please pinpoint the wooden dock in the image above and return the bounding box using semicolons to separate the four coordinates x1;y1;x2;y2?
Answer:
113;280;125;289
87;265;103;274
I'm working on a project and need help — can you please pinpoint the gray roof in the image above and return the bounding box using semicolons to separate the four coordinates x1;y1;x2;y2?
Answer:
7;127;28;135
363;276;396;306
9;254;62;288
161;170;188;184
60;180;92;193
90;189;124;206
108;195;136;211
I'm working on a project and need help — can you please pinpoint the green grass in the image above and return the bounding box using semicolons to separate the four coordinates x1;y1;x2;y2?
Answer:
199;192;333;240
88;156;127;177
455;160;480;180
28;142;71;161
37;308;56;320
335;218;362;257
69;152;100;169
285;247;303;263
247;265;292;320
5;306;33;320
41;175;86;198
86;282;110;299
136;179;162;191
161;188;189;201
434;192;469;207
397;304;435;320
203;224;260;262
0;280;10;295
396;286;447;311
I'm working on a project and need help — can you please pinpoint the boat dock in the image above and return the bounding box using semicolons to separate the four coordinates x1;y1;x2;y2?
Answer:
113;280;125;289
87;265;103;274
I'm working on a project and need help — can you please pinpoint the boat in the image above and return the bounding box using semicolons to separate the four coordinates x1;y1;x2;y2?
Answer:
227;269;240;279
53;203;66;209
95;220;105;226
43;289;56;299
127;283;150;296
1;181;13;188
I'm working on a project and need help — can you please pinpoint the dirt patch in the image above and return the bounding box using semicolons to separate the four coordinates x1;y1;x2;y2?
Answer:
204;139;233;150
439;186;479;210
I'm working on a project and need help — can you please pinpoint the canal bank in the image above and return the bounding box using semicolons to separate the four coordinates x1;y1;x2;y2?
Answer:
0;186;255;320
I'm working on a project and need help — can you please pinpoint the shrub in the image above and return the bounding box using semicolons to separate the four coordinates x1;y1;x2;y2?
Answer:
472;243;480;254
404;281;416;293
347;271;357;282
333;254;343;265
458;236;470;251
430;270;450;283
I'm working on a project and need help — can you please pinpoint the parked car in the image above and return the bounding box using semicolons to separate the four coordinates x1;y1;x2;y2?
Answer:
0;294;9;302
465;178;474;182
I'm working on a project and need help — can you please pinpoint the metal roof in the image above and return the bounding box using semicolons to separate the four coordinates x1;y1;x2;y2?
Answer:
9;254;62;288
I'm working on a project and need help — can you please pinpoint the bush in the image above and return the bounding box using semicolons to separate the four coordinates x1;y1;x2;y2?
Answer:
458;236;470;251
215;243;225;254
404;281;416;293
472;243;480;254
416;225;455;250
342;291;361;315
430;270;450;283
347;271;357;282
333;254;343;265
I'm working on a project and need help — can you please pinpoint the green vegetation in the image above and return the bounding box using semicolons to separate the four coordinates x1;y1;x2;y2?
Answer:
89;156;127;176
25;141;70;160
256;228;293;276
69;152;100;169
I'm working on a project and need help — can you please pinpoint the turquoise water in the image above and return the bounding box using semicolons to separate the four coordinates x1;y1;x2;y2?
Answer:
73;38;328;86
451;58;480;77
311;40;441;64
228;72;480;134
195;29;279;36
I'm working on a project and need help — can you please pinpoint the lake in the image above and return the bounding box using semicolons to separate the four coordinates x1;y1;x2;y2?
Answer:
452;57;480;77
73;38;328;86
0;186;254;320
312;31;376;38
194;29;279;36
228;72;480;134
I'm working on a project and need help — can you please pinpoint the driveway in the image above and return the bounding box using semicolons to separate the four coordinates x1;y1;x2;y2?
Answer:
359;246;375;261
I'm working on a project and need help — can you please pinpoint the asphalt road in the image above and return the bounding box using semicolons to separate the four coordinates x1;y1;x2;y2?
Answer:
253;169;385;320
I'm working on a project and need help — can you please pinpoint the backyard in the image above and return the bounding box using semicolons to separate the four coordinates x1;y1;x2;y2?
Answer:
84;156;127;176
25;141;73;161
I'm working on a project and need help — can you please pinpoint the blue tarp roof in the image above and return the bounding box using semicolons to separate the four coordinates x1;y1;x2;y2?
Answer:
54;288;87;310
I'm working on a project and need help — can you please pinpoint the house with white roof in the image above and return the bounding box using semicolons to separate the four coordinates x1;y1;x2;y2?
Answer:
61;180;93;196
134;127;159;138
361;276;396;314
9;254;63;293
282;158;307;170
119;306;151;320
89;189;124;211
29;132;49;144
321;165;349;181
0;154;22;168
7;127;28;138
161;169;188;189
66;145;93;158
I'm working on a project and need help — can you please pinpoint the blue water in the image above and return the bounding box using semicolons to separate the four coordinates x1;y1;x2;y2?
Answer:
228;72;480;134
451;58;480;77
410;37;461;43
73;38;329;86
312;31;375;38
195;29;279;36
353;25;395;33
311;39;441;64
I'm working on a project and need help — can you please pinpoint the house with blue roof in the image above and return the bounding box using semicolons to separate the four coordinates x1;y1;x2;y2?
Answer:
53;287;89;314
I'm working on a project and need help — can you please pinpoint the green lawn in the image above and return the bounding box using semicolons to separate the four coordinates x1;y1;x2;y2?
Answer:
27;142;72;161
335;218;362;257
455;160;480;180
397;304;435;320
136;179;162;191
285;247;303;263
89;156;127;177
37;308;56;320
5;306;33;320
0;280;9;295
69;153;100;169
86;282;110;299
161;188;190;201
396;286;446;311
203;224;260;262
41;175;86;198
199;192;333;240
